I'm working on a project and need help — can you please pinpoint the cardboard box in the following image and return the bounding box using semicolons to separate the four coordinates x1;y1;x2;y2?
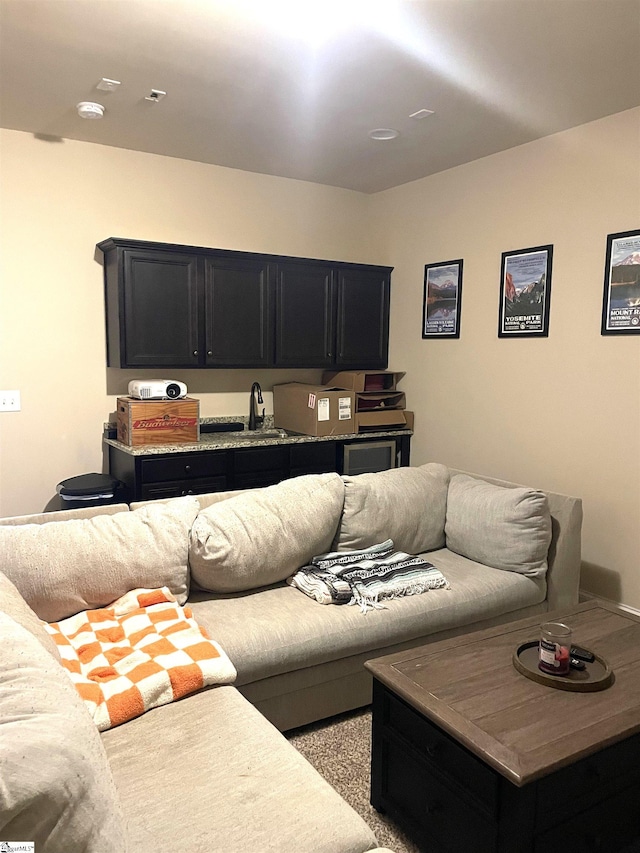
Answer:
355;410;414;433
355;391;406;412
116;396;200;446
322;370;405;392
273;383;355;437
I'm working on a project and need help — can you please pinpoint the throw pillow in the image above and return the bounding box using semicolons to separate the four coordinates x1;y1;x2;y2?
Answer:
445;473;552;576
334;463;450;554
0;612;127;852
189;473;345;592
0;495;199;622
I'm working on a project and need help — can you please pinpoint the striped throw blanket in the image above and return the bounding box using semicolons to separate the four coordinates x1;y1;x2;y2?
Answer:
44;587;236;731
287;539;449;612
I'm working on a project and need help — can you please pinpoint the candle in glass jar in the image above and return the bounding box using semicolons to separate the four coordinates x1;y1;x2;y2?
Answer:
539;622;572;676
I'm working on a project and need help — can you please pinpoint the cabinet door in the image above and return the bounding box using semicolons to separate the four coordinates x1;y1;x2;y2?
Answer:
289;442;338;477
275;263;335;367
122;249;201;367
335;267;390;368
231;446;287;489
204;256;274;367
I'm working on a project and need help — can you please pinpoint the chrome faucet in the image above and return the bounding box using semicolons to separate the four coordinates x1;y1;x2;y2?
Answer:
248;382;264;431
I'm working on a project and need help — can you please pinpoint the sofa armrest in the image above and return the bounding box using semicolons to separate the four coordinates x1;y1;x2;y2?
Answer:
450;469;582;610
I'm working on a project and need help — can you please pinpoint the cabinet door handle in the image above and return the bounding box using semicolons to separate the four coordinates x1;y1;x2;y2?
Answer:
207;350;213;356
193;350;198;356
184;465;191;473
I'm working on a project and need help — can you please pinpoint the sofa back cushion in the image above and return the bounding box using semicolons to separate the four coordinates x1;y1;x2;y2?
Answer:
334;463;450;554
0;503;130;526
0;495;199;622
190;473;345;592
445;473;552;576
0;612;127;852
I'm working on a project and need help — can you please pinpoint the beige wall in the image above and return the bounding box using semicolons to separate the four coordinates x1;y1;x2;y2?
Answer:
1;109;639;610
0;130;369;517
368;107;640;610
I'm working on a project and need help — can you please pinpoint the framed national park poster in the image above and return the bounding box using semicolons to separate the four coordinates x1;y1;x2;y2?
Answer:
422;259;463;338
498;244;553;338
601;229;640;335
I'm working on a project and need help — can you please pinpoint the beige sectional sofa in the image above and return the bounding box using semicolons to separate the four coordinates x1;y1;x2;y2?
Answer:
0;463;582;852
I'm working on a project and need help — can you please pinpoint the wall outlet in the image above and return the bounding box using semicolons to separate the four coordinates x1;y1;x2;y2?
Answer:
0;390;21;411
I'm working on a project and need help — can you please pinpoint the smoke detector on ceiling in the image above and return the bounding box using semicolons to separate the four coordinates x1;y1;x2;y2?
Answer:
76;101;105;120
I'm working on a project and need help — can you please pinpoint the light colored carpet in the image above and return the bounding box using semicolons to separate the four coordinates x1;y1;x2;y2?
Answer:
286;707;421;853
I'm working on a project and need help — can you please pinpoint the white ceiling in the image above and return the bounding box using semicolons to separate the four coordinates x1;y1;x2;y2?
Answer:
1;0;639;193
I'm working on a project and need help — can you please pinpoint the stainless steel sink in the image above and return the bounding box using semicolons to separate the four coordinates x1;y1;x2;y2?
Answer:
238;428;289;441
200;428;289;444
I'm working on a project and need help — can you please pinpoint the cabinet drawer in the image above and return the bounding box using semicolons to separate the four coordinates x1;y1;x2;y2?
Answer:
140;476;227;500
536;730;640;830
534;782;640;853
382;688;498;816
140;452;228;484
382;735;497;853
289;441;337;475
233;446;287;474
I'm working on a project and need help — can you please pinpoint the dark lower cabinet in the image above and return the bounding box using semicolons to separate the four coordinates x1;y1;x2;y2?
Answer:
289;441;337;477
108;434;409;503
232;445;289;490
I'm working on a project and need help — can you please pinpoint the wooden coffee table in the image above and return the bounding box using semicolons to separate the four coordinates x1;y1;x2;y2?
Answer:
365;600;640;853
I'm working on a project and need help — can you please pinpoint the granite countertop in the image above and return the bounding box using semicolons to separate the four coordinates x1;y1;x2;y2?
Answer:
103;415;412;456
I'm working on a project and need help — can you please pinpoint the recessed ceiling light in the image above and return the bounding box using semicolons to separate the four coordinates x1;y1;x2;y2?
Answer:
409;108;435;120
76;101;104;120
368;128;399;140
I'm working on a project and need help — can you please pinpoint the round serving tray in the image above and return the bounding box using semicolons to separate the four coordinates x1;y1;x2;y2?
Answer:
513;641;614;692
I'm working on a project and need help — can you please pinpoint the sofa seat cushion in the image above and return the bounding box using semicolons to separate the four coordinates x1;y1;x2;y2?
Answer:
0;495;199;622
189;549;546;686
335;463;450;554
101;684;377;853
189;473;345;593
0;612;126;853
445;473;552;577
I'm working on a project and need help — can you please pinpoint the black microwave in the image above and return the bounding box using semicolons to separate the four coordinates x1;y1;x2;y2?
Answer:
342;440;398;476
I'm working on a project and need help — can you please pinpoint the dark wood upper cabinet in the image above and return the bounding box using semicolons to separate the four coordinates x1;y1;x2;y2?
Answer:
107;246;201;367
98;238;391;369
204;256;273;367
336;267;390;367
275;262;335;367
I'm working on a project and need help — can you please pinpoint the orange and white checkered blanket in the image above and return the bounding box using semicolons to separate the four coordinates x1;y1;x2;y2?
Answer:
44;587;236;731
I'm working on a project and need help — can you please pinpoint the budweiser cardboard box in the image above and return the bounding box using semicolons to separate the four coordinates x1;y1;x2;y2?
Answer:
273;383;355;437
116;397;200;446
355;410;414;433
322;370;405;392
